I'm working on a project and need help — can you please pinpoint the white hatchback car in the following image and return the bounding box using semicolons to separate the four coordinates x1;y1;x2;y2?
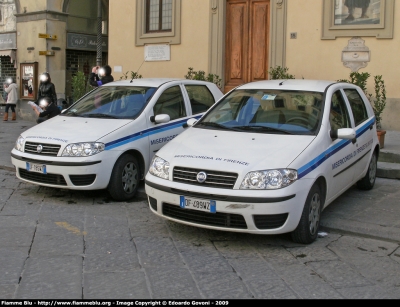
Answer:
11;78;223;201
145;79;380;244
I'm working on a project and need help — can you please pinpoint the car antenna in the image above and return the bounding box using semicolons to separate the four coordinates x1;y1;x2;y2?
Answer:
130;56;147;83
279;80;287;86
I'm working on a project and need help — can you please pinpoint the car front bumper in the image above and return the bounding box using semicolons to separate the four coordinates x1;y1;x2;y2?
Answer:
11;149;120;190
145;173;314;235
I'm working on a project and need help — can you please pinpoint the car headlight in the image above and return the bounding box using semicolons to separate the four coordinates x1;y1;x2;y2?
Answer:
15;135;25;152
240;169;297;190
149;155;170;180
61;142;105;157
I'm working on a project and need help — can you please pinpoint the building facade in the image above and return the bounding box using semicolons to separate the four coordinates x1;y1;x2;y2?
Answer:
0;0;109;121
1;0;399;131
107;0;399;131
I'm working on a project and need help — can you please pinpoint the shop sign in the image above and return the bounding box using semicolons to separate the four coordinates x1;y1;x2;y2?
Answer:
67;33;108;51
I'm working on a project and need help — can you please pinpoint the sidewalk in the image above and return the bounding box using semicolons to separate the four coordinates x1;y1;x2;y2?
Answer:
1;118;400;243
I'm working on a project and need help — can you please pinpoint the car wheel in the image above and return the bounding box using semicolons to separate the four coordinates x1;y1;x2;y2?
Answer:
356;152;377;190
107;154;140;201
291;184;321;244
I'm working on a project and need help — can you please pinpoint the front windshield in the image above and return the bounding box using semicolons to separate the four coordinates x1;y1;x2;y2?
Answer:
198;89;324;135
62;86;157;119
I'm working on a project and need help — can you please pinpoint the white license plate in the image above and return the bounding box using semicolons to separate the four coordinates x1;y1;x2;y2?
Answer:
180;196;216;213
26;162;47;174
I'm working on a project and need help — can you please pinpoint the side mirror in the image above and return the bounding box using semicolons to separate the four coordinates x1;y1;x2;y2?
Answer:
330;128;356;140
152;114;170;124
186;118;197;127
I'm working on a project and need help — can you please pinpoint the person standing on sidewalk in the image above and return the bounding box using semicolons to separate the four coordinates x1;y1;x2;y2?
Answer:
36;72;57;106
3;77;18;121
89;65;114;87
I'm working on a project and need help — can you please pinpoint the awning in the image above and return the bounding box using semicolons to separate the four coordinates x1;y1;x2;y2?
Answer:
0;50;17;68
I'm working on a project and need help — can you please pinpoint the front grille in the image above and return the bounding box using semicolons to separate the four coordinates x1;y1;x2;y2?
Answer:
19;169;67;186
163;203;247;229
253;213;288;229
69;174;96;186
24;142;61;157
173;167;238;189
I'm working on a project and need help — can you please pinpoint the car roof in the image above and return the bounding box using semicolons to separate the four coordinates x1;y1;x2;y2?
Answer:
236;79;337;92
103;78;209;87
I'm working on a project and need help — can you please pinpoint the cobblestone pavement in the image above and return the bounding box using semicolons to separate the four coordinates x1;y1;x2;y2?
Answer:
1;169;400;300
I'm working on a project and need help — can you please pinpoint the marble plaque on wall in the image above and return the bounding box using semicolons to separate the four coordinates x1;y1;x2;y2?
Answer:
342;37;370;72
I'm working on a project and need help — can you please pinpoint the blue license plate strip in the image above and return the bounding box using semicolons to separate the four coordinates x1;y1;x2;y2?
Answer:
26;162;47;174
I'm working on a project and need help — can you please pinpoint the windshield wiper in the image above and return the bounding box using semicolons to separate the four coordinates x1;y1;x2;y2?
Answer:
83;114;118;119
196;122;240;131
235;125;293;134
64;112;83;117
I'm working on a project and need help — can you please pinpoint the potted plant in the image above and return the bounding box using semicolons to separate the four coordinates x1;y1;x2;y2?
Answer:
185;67;222;90
119;71;143;80
371;75;387;148
71;71;91;103
268;66;295;80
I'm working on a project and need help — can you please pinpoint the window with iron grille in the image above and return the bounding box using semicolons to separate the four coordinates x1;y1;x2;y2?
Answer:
146;0;172;33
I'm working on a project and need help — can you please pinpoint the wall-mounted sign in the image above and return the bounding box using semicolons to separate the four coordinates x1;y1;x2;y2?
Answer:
39;51;55;56
0;32;17;50
144;44;170;61
38;33;57;40
67;33;108;52
342;37;370;72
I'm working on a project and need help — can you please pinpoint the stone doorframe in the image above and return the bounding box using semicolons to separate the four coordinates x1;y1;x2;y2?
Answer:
208;0;287;86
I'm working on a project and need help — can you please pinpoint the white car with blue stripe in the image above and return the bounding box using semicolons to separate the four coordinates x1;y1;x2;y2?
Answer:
11;78;223;201
144;79;380;244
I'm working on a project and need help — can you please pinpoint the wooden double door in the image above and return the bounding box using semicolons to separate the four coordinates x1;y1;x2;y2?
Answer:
224;0;271;93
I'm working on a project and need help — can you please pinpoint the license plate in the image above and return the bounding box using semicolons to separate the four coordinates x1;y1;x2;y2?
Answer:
180;196;216;213
26;162;47;174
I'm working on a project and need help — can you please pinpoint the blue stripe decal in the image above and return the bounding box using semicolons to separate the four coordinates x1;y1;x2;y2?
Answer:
298;118;375;179
104;115;203;150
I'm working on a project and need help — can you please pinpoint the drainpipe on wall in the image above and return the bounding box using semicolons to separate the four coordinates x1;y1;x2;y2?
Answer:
96;0;102;66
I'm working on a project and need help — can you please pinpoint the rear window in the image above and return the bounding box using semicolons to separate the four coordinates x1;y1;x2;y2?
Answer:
184;85;216;115
343;88;369;126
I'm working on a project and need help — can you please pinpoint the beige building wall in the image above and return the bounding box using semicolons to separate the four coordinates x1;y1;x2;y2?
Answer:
109;0;210;81
108;0;399;130
285;0;399;131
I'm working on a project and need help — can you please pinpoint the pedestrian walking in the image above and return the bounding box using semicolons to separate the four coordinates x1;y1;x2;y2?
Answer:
3;77;18;121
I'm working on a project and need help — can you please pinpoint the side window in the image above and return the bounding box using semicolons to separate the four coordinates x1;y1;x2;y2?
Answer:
343;88;369;126
136;0;181;46
184;85;216;115
330;91;351;130
153;86;186;121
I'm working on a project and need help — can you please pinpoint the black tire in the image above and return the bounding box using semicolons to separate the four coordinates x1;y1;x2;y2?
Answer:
107;154;140;201
291;184;322;244
356;152;377;190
